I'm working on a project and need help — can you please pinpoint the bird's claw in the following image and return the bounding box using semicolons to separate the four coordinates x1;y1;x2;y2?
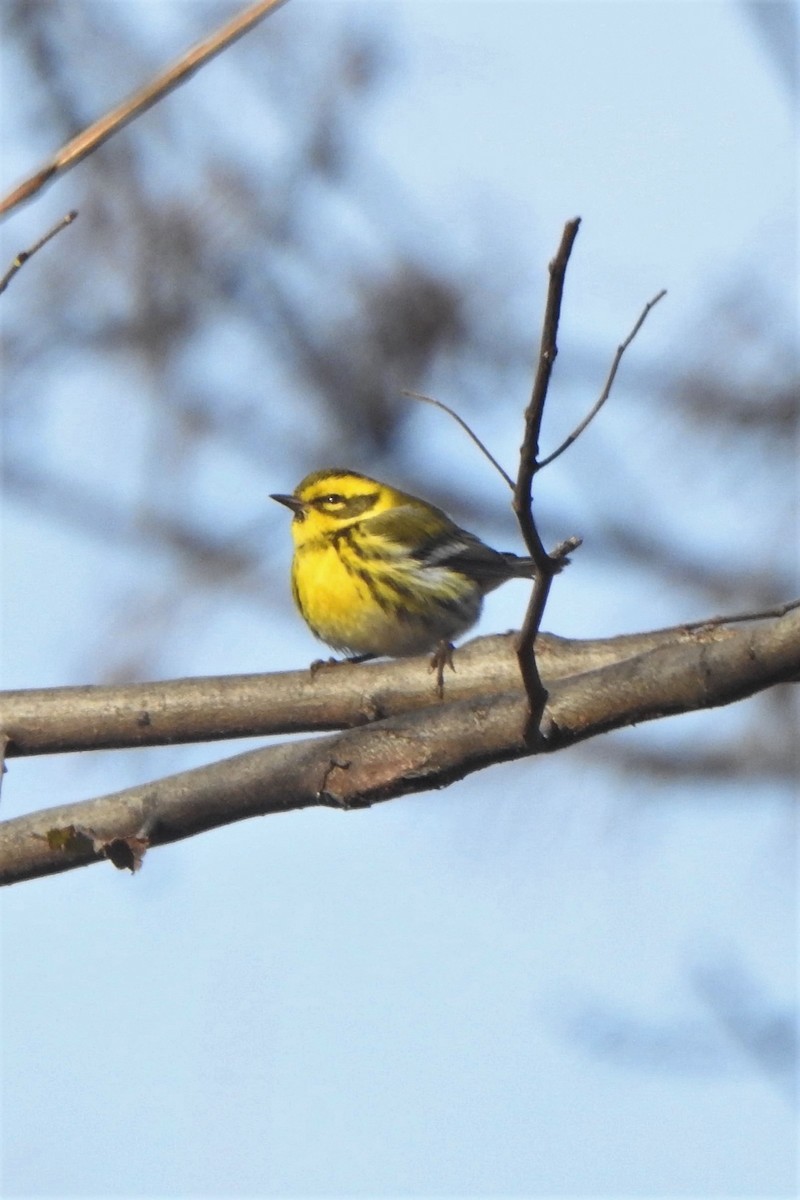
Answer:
429;640;455;699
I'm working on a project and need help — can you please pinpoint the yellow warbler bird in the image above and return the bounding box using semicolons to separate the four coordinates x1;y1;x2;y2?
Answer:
271;469;536;669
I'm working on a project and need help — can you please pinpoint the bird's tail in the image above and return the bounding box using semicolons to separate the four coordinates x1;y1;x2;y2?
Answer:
503;553;537;579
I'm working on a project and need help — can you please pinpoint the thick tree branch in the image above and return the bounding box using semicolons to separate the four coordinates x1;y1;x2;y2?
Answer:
5;609;797;758
1;605;797;885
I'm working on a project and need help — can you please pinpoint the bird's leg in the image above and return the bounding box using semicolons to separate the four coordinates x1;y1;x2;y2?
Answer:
429;640;455;699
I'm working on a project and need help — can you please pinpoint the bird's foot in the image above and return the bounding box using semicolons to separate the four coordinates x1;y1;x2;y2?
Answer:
310;653;375;679
429;640;455;699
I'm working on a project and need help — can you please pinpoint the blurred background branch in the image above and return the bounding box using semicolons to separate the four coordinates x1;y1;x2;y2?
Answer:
0;0;289;217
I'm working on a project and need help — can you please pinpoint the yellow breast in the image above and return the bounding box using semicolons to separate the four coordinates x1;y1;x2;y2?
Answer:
292;542;378;652
290;539;481;657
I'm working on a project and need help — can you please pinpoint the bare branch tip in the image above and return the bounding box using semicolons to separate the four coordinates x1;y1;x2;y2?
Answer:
0;209;80;295
554;533;582;558
400;389;514;491
539;284;668;470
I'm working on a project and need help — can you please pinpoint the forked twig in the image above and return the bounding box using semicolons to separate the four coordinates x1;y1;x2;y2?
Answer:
401;228;664;733
0;211;78;294
0;0;288;220
539;289;667;468
401;390;514;489
512;225;667;741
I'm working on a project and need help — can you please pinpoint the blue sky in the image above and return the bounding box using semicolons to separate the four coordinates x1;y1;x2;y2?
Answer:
1;2;796;1196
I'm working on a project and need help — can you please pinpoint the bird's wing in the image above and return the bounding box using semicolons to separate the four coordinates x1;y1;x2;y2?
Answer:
364;505;529;587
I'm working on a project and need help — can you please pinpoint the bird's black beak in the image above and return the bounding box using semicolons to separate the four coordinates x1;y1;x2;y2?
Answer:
272;494;303;513
270;493;306;515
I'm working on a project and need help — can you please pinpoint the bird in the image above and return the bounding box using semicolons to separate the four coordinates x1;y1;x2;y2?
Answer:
271;468;537;690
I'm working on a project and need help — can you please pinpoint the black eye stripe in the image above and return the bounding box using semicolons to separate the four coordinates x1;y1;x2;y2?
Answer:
311;494;346;509
311;491;380;517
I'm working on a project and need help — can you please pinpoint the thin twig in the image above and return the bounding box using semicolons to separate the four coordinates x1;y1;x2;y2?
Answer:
0;211;78;294
513;217;581;564
548;534;583;564
679;597;800;631
401;390;514;489
513;218;582;736
0;0;288;220
539;289;667;468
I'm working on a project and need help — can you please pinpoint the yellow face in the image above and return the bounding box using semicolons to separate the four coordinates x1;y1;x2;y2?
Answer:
272;469;413;547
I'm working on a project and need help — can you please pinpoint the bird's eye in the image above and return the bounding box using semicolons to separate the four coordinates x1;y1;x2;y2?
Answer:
321;494;346;505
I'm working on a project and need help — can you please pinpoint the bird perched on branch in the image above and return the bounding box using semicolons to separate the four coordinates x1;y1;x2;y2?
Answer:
271;469;537;688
